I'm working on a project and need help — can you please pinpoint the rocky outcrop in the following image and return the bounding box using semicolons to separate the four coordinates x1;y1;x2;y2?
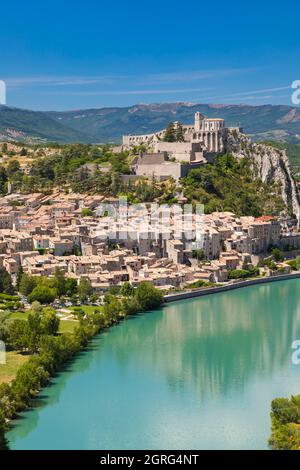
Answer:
224;129;300;223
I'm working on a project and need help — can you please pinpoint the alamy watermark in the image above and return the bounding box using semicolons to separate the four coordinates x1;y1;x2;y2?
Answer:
92;198;205;243
291;340;300;365
0;80;6;105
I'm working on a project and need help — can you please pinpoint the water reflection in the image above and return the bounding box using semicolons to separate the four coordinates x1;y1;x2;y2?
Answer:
106;281;300;400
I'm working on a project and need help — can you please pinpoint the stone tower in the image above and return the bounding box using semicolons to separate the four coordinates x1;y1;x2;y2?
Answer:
194;112;204;132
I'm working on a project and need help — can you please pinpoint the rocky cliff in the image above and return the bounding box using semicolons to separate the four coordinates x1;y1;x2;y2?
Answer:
224;130;300;222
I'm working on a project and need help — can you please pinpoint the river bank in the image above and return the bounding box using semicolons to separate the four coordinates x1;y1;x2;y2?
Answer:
164;271;300;302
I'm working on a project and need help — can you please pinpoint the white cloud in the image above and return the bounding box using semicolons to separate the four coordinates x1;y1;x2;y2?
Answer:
3;75;118;88
45;87;213;96
140;68;256;85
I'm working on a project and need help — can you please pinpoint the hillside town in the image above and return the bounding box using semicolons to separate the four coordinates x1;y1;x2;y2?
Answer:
0;190;299;296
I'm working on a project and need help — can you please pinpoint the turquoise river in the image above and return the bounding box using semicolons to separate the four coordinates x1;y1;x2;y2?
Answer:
7;279;300;450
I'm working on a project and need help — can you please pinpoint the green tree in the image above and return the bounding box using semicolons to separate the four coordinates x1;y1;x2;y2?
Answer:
81;208;93;217
163;122;176;142
16;266;24;291
271;247;284;262
26;311;43;352
135;282;163;311
65;278;78;296
8;320;30;351
0;412;9;450
78;278;93;302
175;122;185;142
19;273;37;296
120;282;135;297
0;311;11;343
269;396;300;450
28;285;57;304
0;268;14;294
0;166;8;195
192;249;205;261
20;147;28;156
6;159;21;179
41;307;60;335
11;358;49;407
31;300;42;314
53;268;66;297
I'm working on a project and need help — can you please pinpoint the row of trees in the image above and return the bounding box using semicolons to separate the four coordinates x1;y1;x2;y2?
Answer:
227;267;259;280
18;268;93;304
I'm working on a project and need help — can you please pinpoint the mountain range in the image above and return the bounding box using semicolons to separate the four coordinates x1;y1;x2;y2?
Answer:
1;102;300;144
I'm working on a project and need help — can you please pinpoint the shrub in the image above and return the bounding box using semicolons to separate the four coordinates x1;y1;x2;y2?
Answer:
135;282;163;311
28;286;57;304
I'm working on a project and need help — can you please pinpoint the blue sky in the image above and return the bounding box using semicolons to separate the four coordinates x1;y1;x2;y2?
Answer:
1;0;300;110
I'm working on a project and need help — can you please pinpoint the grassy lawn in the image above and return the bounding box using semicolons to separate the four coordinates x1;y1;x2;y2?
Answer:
70;305;103;314
9;311;29;320
59;319;78;334
0;307;95;384
0;350;31;384
9;310;78;334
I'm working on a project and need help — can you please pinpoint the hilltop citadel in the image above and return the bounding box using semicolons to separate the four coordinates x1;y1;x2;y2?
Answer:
123;112;242;180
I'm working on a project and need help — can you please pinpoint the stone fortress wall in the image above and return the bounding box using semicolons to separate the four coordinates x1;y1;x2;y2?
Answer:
123;112;230;153
124;112;242;181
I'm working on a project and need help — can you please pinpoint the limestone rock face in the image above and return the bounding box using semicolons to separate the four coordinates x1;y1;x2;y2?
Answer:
224;130;300;222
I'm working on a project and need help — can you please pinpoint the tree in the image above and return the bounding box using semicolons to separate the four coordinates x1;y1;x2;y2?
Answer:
176;122;185;142
81;208;93;217
11;358;49;406
163;122;176;142
6;159;21;179
16;266;24;291
0;412;9;450
103;296;123;322
192;249;205;261
135;282;163;311
8;320;29;351
0;268;14;295
78;278;93;302
120;282;135;297
0;311;11;343
65;278;78;297
0;383;15;420
53;268;66;297
1;143;8;154
19;273;37;296
271;248;284;262
26;311;43;352
0;166;8;195
269;396;300;450
41;307;60;335
20;147;28;156
28;286;57;305
31;301;42;314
